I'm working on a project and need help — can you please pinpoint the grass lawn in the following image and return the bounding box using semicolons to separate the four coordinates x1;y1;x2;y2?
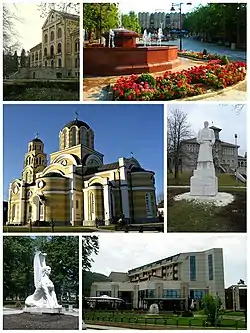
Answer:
84;311;245;329
3;226;97;233
167;188;246;232
168;173;246;187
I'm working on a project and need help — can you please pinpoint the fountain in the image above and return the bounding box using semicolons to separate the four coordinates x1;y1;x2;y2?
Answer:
147;303;159;315
83;8;180;76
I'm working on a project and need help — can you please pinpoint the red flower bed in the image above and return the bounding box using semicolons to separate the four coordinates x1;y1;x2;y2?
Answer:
112;60;246;101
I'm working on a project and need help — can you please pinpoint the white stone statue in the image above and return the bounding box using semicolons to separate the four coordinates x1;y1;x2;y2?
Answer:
157;28;163;46
148;303;159;315
109;29;115;48
143;29;148;47
148;32;152;46
190;121;218;196
25;251;62;310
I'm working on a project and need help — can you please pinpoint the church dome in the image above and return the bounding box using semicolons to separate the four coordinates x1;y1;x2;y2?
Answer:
63;119;90;130
30;138;43;143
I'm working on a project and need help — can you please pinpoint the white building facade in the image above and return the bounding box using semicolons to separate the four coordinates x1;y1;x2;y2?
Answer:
90;248;225;310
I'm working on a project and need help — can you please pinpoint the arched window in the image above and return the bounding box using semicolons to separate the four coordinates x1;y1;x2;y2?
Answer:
63;128;67;148
75;39;79;52
12;204;16;220
51;60;54;68
58;58;62;68
45;61;47;67
57;27;62;39
39;50;42;59
35;52;38;61
44;34;48;43
71;127;77;146
44;47;47;56
50;31;54;41
80;127;87;145
57;43;62;54
75;57;79;68
50;45;54;57
145;193;153;217
32;53;34;61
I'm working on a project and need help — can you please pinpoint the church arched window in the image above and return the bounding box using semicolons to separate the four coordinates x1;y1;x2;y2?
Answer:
80;127;87;145
145;193;153;218
71;127;77;146
12;204;16;220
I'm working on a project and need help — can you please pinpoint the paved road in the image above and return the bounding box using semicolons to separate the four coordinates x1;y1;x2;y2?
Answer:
142;38;246;62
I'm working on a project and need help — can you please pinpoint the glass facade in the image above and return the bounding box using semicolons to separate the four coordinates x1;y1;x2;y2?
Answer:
97;291;111;296
148;289;155;298
190;289;206;299
190;255;196;281
208;254;214;280
163;289;181;298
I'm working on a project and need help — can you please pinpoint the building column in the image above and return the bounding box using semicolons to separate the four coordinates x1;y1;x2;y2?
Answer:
7;185;12;223
69;165;75;226
133;285;139;309
83;189;89;224
19;181;26;223
118;158;130;219
103;183;111;225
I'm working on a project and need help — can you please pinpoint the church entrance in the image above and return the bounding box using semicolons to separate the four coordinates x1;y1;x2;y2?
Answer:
89;184;105;222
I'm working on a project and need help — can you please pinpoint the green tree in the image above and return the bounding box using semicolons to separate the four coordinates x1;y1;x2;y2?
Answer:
82;236;99;271
83;3;119;39
202;294;223;327
182;3;246;47
3;237;79;302
121;11;141;33
13;50;19;72
20;49;26;68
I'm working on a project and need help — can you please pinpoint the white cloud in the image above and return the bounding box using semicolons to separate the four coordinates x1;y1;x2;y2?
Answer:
167;103;247;156
88;234;247;288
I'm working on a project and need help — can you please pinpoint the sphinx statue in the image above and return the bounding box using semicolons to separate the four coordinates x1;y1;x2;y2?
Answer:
25;251;62;309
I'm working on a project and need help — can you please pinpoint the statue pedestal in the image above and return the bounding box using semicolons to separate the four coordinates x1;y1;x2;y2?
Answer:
24;307;64;315
190;168;218;196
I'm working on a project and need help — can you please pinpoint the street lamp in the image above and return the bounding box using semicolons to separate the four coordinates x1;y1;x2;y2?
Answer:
170;2;192;51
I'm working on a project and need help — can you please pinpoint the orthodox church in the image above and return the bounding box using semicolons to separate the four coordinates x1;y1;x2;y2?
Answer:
8;117;157;226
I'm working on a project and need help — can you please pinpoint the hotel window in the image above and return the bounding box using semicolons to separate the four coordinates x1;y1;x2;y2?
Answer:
163;289;180;298
145;193;153;217
208;254;213;280
148;289;155;298
193;289;205;299
190;255;196;281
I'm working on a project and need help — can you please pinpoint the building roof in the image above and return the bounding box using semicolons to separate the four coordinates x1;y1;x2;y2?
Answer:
63;119;90;130
128;253;180;274
30;138;43;143
30;43;42;51
108;272;129;282
53;9;79;20
182;138;239;147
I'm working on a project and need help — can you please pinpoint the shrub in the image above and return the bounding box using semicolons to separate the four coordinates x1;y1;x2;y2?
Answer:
136;73;156;87
220;55;230;65
182;311;194;317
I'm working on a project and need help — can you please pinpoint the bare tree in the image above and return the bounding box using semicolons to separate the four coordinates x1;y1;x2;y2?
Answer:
219;104;246;115
156;192;164;205
3;4;22;53
167;109;193;180
37;2;80;17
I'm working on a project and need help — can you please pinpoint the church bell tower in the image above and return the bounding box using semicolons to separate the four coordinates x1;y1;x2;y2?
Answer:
22;134;47;183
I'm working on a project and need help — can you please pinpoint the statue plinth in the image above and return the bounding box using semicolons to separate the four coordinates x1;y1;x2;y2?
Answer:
24;307;64;314
190;169;218;196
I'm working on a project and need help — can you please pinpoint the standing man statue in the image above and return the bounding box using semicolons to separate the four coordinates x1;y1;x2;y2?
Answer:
190;121;218;196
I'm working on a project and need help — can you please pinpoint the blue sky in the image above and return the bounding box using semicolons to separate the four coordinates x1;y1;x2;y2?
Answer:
3;104;164;200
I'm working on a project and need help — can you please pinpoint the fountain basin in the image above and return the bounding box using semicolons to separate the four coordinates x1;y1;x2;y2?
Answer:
83;45;180;76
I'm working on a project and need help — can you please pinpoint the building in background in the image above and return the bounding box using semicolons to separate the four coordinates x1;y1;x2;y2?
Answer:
138;12;184;31
89;248;225;310
7;116;157;226
10;10;79;80
168;125;247;180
